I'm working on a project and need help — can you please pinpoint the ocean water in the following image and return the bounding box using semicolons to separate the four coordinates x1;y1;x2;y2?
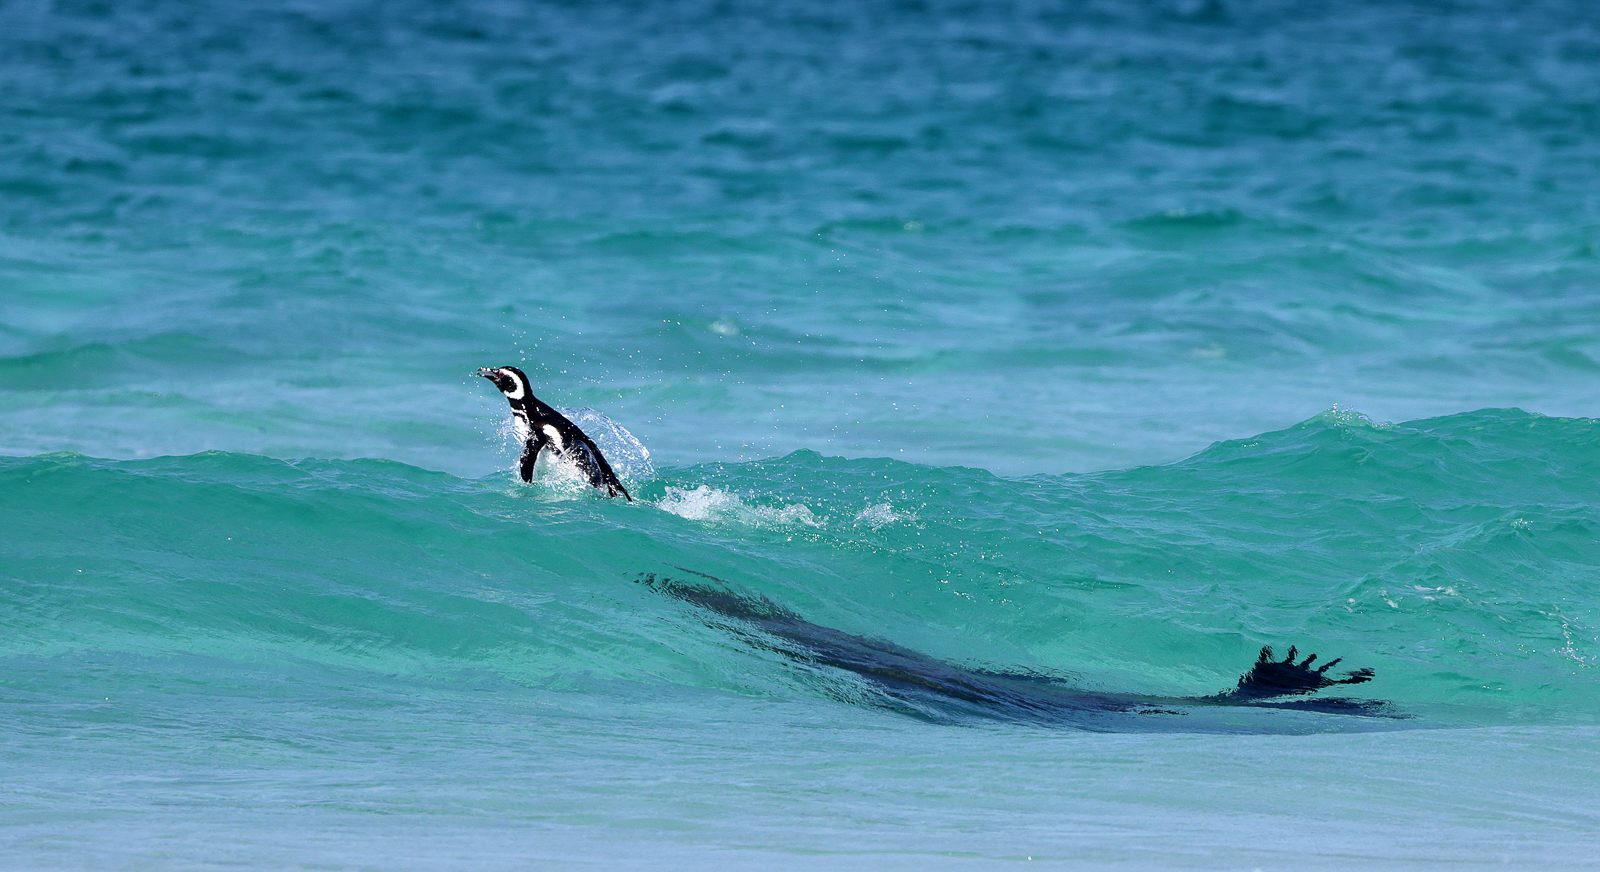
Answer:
4;0;1600;867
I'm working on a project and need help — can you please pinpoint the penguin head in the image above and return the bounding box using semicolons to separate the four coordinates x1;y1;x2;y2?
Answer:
476;365;531;402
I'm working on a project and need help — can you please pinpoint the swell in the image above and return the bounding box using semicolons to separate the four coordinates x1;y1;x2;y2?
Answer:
2;407;1597;726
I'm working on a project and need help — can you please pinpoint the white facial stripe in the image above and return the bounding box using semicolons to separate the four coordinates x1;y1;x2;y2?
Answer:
499;368;526;401
542;424;564;451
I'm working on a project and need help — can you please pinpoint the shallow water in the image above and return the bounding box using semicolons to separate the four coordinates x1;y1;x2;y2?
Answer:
4;0;1600;867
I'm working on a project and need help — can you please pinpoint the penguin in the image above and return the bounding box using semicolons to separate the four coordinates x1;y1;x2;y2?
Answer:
476;366;632;500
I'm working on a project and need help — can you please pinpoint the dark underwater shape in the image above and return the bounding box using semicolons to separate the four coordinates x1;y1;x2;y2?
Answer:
639;571;1400;732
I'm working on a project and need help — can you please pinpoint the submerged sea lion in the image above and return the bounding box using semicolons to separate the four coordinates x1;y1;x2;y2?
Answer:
638;570;1394;727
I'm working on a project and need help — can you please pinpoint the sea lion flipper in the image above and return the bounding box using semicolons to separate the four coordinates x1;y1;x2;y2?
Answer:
1333;667;1375;686
1222;646;1375;701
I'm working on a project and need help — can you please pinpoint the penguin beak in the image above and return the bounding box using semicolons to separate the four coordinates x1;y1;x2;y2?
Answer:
475;368;497;380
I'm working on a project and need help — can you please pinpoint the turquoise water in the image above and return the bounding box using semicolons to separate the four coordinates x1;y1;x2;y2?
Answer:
5;0;1600;867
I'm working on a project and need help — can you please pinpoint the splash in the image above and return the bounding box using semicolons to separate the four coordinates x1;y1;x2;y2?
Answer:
854;502;914;528
563;407;656;484
488;406;655;495
656;485;820;528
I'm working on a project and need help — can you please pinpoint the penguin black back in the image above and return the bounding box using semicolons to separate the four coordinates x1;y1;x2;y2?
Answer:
476;366;632;500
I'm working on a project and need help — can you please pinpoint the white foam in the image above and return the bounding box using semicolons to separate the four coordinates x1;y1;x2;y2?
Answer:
657;485;820;528
527;450;602;497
